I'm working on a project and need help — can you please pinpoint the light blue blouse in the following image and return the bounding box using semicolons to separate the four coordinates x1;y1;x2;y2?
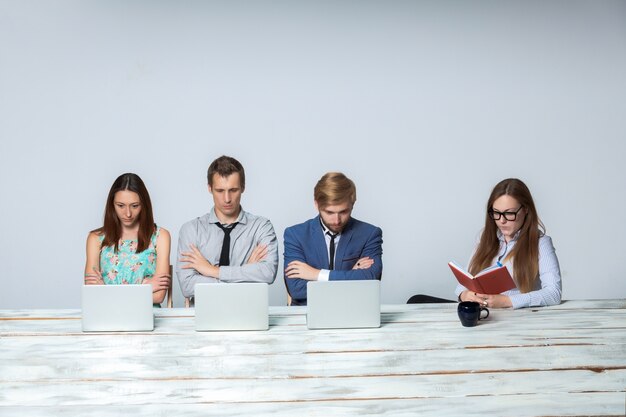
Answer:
455;231;562;309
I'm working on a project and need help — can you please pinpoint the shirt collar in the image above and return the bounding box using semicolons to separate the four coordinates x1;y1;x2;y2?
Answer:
319;217;341;237
208;206;246;226
497;228;521;243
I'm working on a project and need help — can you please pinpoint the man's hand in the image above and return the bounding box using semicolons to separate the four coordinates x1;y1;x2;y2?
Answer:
247;244;268;264
142;273;171;293
352;257;374;270
84;267;104;285
285;261;320;281
180;244;219;277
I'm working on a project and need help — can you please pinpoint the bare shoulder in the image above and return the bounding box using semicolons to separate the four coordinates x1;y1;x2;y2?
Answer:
86;231;103;258
158;227;171;240
87;231;102;244
157;227;171;248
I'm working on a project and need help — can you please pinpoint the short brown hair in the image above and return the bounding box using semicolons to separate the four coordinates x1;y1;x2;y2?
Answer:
314;172;356;208
207;155;245;191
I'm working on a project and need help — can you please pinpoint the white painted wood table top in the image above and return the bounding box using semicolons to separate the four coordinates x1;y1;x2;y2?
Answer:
1;300;625;416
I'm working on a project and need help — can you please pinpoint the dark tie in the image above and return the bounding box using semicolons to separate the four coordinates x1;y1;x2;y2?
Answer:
328;231;337;270
215;222;238;266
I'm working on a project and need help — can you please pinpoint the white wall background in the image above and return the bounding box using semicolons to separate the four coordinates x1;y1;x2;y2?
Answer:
1;0;625;308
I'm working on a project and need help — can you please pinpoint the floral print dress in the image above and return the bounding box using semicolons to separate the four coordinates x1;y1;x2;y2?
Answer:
99;227;160;285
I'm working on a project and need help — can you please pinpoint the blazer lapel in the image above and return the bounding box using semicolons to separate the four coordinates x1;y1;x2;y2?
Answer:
335;219;354;270
311;217;330;269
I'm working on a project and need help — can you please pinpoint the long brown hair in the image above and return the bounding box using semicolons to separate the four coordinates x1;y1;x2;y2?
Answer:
469;178;545;293
93;173;155;253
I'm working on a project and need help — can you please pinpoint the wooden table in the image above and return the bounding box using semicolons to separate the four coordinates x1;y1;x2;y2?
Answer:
1;300;625;416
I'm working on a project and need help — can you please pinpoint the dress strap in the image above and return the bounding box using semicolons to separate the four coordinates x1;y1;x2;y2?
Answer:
151;225;161;247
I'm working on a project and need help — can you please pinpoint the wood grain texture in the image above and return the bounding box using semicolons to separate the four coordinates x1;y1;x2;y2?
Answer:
0;301;625;416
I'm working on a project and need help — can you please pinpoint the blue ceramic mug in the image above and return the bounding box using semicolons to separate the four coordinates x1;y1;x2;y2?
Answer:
457;301;489;327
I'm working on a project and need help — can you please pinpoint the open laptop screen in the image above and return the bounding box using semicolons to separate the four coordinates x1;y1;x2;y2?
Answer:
81;284;154;332
307;280;381;329
194;283;269;331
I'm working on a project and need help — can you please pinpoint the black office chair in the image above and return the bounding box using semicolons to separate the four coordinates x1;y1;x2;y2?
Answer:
406;294;455;304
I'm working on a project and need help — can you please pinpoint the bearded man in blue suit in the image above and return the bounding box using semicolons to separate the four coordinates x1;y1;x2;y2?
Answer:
284;172;383;306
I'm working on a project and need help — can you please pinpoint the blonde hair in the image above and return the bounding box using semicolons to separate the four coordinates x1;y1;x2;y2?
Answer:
314;172;356;209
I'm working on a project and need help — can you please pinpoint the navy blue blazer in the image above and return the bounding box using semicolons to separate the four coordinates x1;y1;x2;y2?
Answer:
283;216;383;305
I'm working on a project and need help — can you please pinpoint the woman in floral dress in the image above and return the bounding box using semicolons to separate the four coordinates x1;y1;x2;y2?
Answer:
84;173;171;305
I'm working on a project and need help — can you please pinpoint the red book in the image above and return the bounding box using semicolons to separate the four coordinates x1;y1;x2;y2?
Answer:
449;261;517;295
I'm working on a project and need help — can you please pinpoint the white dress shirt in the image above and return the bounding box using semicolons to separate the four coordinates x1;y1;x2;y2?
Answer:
317;221;341;282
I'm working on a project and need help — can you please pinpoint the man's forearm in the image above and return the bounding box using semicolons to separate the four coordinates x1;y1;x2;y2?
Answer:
219;261;277;284
329;261;382;281
178;271;220;298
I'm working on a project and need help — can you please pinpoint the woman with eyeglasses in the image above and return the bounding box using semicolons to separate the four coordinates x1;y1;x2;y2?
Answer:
455;178;561;309
84;173;171;305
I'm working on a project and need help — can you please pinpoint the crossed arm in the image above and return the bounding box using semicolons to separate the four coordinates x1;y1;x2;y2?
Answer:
84;230;172;304
284;226;383;302
284;257;375;279
176;220;279;298
179;243;268;279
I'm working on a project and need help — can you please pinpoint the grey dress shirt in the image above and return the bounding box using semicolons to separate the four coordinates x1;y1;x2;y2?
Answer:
176;207;278;298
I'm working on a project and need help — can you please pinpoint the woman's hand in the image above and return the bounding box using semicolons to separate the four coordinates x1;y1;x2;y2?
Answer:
352;257;374;270
461;290;512;308
142;273;171;293
459;290;484;304
476;293;512;308
84;267;104;285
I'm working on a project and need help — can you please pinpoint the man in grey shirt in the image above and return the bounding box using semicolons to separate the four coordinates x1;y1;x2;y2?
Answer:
177;155;278;300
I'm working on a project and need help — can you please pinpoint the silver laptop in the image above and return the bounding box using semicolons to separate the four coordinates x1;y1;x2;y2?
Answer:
307;280;381;329
194;283;269;331
81;284;154;332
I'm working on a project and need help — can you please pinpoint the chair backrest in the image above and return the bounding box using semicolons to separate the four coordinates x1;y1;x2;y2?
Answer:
283;274;293;306
406;294;455;304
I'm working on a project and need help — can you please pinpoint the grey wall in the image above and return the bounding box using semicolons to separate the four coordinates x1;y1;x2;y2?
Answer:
1;0;625;308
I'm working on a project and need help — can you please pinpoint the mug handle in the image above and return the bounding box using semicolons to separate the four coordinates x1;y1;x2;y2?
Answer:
479;307;490;320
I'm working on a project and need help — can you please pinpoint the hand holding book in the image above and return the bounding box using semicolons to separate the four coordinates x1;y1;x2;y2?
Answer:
449;261;517;295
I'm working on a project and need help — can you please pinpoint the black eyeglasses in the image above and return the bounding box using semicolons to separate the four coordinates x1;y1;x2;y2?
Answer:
488;206;524;221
